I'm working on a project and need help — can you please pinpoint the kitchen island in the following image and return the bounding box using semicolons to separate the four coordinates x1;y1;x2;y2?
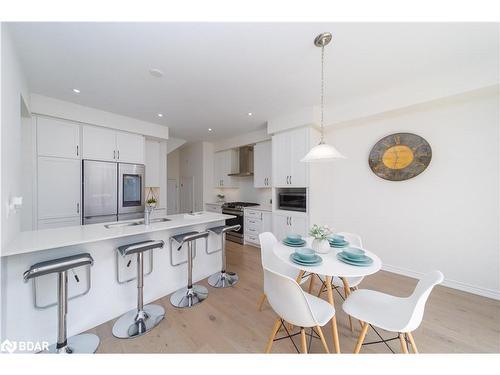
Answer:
1;212;234;349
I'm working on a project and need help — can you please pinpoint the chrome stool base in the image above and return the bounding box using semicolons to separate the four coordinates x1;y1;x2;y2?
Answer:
47;333;100;354
208;271;239;288
112;304;165;339
170;285;208;308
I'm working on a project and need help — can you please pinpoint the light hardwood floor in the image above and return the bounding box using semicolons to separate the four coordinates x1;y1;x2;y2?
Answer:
89;241;500;353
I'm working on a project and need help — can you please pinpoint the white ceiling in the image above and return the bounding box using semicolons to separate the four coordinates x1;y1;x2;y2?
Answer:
8;22;499;141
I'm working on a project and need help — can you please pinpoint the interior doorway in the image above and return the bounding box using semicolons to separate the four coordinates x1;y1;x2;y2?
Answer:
179;176;194;213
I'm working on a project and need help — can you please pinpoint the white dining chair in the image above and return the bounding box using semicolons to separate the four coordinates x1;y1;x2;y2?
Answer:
257;232;310;311
343;270;444;353
263;266;335;353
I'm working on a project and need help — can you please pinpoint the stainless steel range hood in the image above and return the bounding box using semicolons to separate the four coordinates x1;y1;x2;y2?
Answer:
228;146;254;177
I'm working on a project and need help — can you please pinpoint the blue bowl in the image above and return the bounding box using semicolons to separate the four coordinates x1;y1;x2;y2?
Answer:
286;234;302;241
342;246;365;259
330;234;345;242
294;247;316;261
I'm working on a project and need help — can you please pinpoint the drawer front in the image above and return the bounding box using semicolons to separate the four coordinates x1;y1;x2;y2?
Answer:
245;226;260;237
245;233;260;245
245;210;262;219
245;217;262;230
206;205;222;213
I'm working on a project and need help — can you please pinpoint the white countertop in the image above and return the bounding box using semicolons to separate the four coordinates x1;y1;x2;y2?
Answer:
205;202;224;206
2;212;234;258
244;205;272;212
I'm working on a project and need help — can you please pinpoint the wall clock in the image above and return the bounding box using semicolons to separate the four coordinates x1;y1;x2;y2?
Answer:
368;133;432;181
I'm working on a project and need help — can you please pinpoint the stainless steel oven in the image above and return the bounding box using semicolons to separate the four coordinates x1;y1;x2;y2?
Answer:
118;163;145;219
278;189;306;212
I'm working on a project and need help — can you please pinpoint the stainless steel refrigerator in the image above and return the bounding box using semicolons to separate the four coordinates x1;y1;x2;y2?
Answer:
82;160;145;224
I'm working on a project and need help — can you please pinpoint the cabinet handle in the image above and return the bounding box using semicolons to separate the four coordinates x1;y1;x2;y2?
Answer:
117;150;120;159
289;175;292;185
260;212;263;220
76;145;79;156
286;217;289;225
113;150;116;159
77;203;80;214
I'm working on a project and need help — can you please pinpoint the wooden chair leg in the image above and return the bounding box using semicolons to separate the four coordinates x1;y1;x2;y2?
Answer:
300;328;308;354
331;315;340;353
406;332;419;353
257;293;266;311
316;326;330;353
317;282;324;297
308;275;315;294
265;318;282;353
354;322;369;353
399;333;409;354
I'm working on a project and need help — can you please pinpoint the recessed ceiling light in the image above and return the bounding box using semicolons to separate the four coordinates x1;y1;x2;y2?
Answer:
72;88;81;94
149;68;164;78
247;112;253;116
157;113;163;118
208;128;213;132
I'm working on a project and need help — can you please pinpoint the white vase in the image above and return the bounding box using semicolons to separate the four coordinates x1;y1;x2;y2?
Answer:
312;238;330;254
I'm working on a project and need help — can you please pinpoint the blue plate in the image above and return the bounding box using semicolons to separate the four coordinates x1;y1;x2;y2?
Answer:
283;239;306;247
285;238;305;244
330;242;349;248
290;253;323;266
337;253;373;266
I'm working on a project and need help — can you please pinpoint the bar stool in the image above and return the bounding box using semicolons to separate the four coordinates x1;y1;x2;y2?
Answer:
23;253;99;354
206;224;241;288
112;240;165;339
169;231;209;308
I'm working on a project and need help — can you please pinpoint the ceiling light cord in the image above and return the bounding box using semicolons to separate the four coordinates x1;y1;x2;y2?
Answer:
320;44;325;144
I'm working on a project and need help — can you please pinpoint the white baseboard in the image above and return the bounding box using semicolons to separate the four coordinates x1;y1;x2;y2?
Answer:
381;264;500;301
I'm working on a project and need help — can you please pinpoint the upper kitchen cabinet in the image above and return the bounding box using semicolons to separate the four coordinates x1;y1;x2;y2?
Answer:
272;127;310;187
82;126;117;161
145;139;161;187
116;131;145;164
254;140;272;188
82;125;145;164
214;149;239;188
37;116;80;159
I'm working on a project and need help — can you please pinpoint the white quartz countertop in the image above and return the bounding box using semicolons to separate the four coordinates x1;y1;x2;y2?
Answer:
244;205;272;212
2;212;234;258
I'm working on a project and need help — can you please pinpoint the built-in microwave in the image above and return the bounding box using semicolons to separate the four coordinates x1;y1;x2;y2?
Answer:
278;189;307;212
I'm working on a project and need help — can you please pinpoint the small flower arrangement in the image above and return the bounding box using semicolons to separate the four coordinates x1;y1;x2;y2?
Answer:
146;197;157;208
309;224;332;241
217;193;225;202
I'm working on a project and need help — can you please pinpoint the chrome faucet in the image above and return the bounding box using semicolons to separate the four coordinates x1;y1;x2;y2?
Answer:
144;206;154;226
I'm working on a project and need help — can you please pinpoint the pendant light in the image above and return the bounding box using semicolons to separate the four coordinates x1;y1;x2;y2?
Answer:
301;32;346;162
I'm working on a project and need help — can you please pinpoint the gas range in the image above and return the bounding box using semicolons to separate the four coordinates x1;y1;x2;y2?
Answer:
221;201;259;210
221;202;259;244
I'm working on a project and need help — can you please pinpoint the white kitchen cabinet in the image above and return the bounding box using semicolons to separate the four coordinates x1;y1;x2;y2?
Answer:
116;132;145;164
205;203;223;213
272;127;310;187
37;116;80;159
82;125;145;164
254;140;272;188
214;149;238;188
82;126;117;161
272;211;308;241
244;208;272;247
145;139;161;187
37;157;81;220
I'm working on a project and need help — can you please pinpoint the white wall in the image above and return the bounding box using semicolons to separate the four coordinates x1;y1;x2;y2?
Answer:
215;179;272;207
309;87;500;298
1;23;31;341
1;24;30;248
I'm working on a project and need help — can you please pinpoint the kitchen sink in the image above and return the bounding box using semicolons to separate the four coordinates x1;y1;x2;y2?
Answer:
104;217;171;228
149;218;171;223
104;221;141;228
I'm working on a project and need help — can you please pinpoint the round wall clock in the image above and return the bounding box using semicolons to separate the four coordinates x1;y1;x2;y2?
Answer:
368;133;432;181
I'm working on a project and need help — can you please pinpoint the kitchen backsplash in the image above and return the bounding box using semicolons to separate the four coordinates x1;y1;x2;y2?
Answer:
215;177;271;206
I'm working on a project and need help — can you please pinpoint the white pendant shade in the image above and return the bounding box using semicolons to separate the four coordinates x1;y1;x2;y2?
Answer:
300;142;346;162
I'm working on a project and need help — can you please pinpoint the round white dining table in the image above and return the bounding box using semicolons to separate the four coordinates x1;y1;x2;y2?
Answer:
272;237;382;353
